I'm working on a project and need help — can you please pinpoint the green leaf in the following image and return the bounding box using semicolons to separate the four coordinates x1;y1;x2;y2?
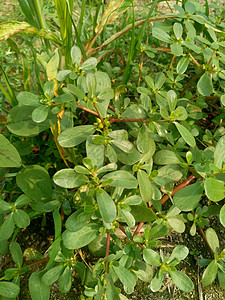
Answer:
173;182;204;211
155;72;166;90
185;1;196;14
154;150;182;165
7;105;57;136
173;23;183;40
123;195;142;206
169;271;194;292
197;72;213;96
97;189;117;223
204;178;225;202
32;106;49;123
111;139;134;153
41;265;64;285
86;137;104;169
174;122;196;147
98;88;114;100
218;269;225;288
137;125;150;153
220;204;225;227
16;165;52;201
29;271;50;300
86;73;96;98
171;43;183;56
150;270;164;292
0;281;20;298
214;135;225;169
143;248;161;267
167;90;177;112
205;228;219;253
177;56;189;74
0;213;14;241
121;209;135;227
17;92;40;106
67;84;85;99
112;265;136;292
155;164;183;186
102;171;137;189
130;204;156;222
46;49;59;81
71;46;81;65
167;246;189;264
53;169;88;189
167;217;185;233
132;261;153;282
152;27;173;43
13;209;30;228
0;200;12;213
65;209;92;232
183;41;201;53
62;223;100;249
59;267;72;293
137;170;152;202
58;125;96;147
80;57;98;70
106;283;120;300
0;135;21;168
10;241;23;267
202;260;218;286
149;223;169;239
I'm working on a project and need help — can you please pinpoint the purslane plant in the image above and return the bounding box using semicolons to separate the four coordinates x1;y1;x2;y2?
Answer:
1;0;225;299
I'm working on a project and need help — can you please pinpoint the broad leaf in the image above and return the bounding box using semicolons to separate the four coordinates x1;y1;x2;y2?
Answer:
29;271;50;300
7;105;57;136
197;72;213;96
137;170;152;202
202;260;218;286
169;271;194;292
112;265;136;292
204;178;225;202
17;91;40;106
205;228;219;253
32;106;49;123
41;265;64;285
154;150;182;165
13;209;30;228
16;165;52;201
0;135;21;167
167;246;189;264
152;27;173;43
102;171;137;189
143;248;161;267
173;182;204;211
62;224;100;249
0;213;14;241
177;56;189;74
58;125;96;147
132;261;153;282
53;169;88;189
0;281;20;298
174;122;196;147
59;267;72;293
220;204;225;227
214;135;225;169
97;189;117;223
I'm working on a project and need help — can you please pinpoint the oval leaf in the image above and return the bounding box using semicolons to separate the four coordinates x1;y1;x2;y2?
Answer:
0;135;21;167
174;122;196;147
102;170;137;189
197;72;213;96
97;189;117;223
53;169;88;189
58;125;96;147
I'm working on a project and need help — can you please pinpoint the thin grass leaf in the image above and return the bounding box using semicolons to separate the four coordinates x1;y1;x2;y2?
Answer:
0;66;17;106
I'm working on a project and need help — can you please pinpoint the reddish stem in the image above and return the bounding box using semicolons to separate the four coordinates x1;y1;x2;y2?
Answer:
0;126;7;134
77;104;98;116
132;175;196;237
160;174;195;205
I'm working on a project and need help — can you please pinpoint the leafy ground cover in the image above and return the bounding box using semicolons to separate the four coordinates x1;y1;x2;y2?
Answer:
1;0;225;299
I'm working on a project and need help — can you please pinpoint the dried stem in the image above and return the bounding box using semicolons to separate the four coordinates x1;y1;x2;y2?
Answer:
105;232;111;273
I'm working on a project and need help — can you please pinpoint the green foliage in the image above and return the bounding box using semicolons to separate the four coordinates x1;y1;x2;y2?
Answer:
1;0;225;299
